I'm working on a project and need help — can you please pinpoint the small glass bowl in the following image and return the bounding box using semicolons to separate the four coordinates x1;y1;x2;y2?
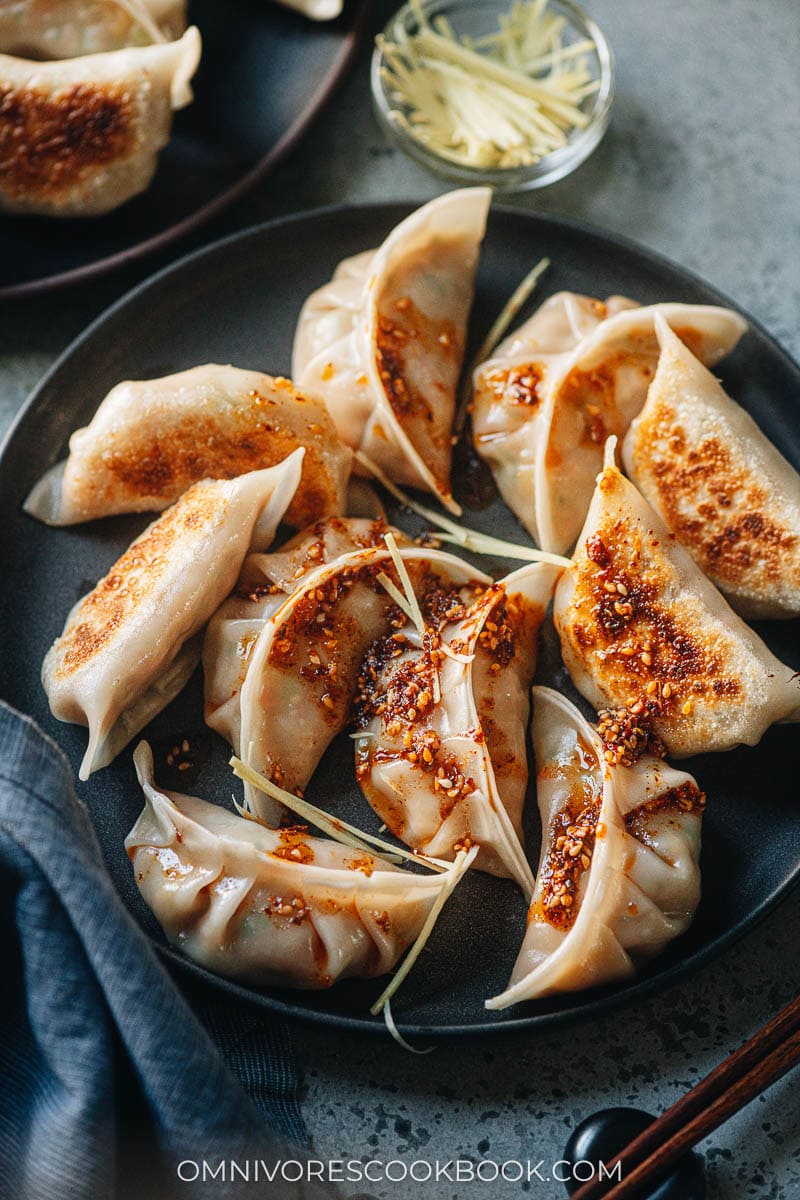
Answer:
371;0;614;192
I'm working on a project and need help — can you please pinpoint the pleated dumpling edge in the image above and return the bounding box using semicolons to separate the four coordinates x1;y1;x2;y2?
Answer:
486;687;704;1008
293;188;492;514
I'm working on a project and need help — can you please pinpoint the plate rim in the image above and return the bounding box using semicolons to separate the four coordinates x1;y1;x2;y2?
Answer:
4;200;800;1037
0;0;371;302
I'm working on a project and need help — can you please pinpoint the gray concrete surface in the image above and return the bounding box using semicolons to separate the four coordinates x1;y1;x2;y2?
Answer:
1;2;798;1197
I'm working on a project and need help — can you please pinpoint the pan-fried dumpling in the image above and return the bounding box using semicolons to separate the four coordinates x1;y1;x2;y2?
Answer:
354;563;562;893
43;452;303;781
203;518;407;756
486;688;703;1007
623;316;800;620
25;366;352;530
238;542;490;823
0;26;201;216
554;442;800;757
126;742;462;990
0;0;187;58
484;291;640;360
293;188;492;514
472;300;747;554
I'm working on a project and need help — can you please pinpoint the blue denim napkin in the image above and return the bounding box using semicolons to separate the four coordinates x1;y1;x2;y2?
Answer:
0;702;337;1200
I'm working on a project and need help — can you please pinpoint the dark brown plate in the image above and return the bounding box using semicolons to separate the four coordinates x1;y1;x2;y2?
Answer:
1;204;798;1035
0;0;369;299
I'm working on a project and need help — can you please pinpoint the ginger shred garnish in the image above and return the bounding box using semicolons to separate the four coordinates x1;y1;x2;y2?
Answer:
356;451;571;568
371;844;478;1031
231;756;449;872
379;0;600;171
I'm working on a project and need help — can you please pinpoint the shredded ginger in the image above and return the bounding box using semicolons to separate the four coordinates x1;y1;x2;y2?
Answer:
379;0;600;170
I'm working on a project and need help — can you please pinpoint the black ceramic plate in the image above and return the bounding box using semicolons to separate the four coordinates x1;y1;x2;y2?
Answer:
0;0;368;299
2;205;799;1037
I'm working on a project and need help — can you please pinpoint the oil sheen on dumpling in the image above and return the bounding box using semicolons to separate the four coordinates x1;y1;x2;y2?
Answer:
0;0;187;58
623;315;800;619
554;441;800;757
293;188;491;514
354;563;562;893
25;366;352;530
472;298;747;554
203;518;410;758
0;26;201;216
238;542;490;824
127;742;461;990
486;688;703;1007
42;452;303;781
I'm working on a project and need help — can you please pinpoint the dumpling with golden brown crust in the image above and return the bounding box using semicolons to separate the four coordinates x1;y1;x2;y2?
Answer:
0;0;187;59
472;299;747;555
623;315;800;619
553;441;800;758
0;26;200;216
42;452;303;781
25;366;352;530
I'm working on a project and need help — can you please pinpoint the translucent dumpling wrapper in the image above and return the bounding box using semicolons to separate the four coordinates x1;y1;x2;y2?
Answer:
483;291;640;360
238;541;491;824
554;441;800;758
25;365;352;530
623;315;800;619
0;0;187;58
353;562;563;893
472;298;747;554
0;26;201;216
43;452;304;781
203;517;410;757
292;188;492;514
126;742;463;990
486;688;703;1008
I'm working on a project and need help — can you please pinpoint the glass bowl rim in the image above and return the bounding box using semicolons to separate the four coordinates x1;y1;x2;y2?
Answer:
370;0;615;189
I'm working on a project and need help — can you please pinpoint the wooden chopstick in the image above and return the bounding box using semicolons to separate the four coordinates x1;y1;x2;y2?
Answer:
570;992;800;1200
